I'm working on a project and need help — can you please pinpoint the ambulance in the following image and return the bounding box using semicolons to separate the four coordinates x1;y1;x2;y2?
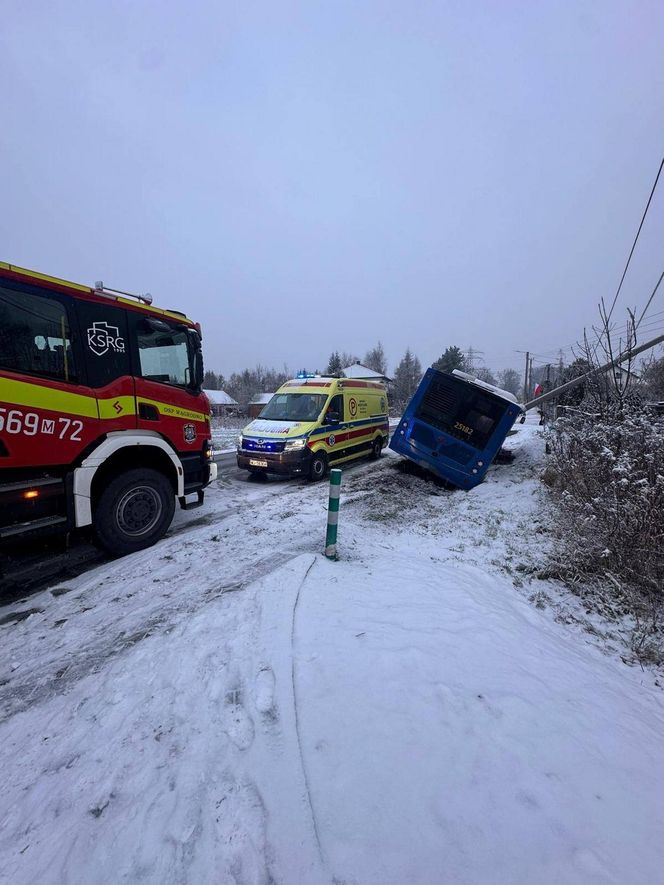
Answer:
237;376;389;480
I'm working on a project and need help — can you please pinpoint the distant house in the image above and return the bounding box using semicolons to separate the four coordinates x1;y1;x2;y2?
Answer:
248;392;274;419
203;388;240;417
341;361;392;384
607;365;639;386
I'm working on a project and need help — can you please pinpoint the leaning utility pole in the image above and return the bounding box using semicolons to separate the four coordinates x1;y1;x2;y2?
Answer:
523;333;664;411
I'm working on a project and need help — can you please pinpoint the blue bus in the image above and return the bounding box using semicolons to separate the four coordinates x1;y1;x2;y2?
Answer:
389;369;523;490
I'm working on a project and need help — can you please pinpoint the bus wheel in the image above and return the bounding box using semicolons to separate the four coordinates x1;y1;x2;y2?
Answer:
308;451;327;481
93;468;175;556
371;437;383;459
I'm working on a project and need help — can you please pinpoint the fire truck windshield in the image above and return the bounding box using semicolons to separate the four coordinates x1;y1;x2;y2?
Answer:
136;318;197;389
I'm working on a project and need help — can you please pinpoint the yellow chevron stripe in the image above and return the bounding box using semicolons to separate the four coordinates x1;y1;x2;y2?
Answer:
0;261;90;293
0;376;99;417
0;376;209;424
138;398;208;423
1;261;195;325
98;396;136;419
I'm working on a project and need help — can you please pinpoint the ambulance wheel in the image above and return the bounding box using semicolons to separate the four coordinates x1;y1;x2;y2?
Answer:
308;451;327;482
93;468;175;556
371;437;383;460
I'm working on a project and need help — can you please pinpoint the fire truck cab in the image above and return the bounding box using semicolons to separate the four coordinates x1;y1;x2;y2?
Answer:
0;262;217;556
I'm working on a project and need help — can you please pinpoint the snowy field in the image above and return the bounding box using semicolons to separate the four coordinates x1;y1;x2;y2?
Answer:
211;420;243;453
1;417;663;884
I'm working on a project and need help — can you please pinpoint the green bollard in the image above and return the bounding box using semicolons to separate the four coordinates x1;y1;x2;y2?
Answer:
324;468;342;560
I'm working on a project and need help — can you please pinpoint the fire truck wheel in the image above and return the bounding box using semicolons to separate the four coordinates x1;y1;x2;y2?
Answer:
308;451;327;481
370;437;383;460
93;468;175;556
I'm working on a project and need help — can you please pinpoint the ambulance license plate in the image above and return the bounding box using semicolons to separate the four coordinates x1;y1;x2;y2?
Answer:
249;459;268;468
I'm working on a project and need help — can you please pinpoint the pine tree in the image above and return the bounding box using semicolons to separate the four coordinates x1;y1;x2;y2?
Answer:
432;346;466;374
326;351;343;375
392;348;423;410
364;341;387;375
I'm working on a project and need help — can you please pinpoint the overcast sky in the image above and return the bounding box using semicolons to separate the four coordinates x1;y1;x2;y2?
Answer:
1;1;663;378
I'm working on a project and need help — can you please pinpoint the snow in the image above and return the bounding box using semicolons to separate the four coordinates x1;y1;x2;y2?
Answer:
1;417;663;884
342;363;390;381
211;427;240;452
451;368;519;404
202;388;238;406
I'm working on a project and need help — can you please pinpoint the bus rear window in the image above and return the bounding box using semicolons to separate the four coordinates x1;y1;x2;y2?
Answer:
416;375;507;450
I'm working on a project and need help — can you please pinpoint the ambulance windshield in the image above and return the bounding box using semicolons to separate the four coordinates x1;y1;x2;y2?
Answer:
260;393;327;422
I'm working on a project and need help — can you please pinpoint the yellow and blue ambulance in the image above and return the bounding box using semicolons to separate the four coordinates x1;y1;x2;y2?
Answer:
237;376;389;480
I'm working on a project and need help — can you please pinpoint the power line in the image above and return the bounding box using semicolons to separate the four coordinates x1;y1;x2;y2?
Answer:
635;270;664;331
605;155;664;328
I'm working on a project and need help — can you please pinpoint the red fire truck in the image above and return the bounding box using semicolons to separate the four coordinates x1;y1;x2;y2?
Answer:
0;262;217;556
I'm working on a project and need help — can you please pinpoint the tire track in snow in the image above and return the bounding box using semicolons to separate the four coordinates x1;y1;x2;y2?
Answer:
290;556;326;866
0;550;298;722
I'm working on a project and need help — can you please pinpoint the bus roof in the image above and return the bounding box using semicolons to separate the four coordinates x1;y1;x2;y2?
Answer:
451;369;519;404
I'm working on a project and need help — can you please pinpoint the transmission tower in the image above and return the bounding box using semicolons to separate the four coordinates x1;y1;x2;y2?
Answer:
464;346;485;371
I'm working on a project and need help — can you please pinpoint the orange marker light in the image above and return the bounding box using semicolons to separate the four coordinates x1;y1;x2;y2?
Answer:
23;490;39;499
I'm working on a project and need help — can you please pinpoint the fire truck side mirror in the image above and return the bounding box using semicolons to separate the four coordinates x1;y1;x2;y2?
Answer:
193;348;204;391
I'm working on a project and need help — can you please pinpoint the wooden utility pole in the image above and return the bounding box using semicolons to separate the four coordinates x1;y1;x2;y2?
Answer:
529;356;534;394
523;351;530;402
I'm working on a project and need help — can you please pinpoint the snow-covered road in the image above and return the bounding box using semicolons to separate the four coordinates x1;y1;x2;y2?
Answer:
1;420;663;884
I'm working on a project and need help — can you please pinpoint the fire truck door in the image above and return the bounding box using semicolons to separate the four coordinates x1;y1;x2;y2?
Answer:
75;300;137;431
0;281;104;469
128;313;209;449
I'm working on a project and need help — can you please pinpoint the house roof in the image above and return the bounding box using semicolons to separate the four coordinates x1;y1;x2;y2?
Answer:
202;388;238;405
342;362;392;381
249;392;274;405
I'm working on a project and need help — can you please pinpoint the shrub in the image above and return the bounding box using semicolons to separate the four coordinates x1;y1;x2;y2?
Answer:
546;410;664;662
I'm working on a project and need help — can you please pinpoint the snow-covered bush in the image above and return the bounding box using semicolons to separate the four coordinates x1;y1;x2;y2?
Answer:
545;410;664;662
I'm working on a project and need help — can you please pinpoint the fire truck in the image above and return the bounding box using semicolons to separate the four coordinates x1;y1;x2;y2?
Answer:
0;262;217;556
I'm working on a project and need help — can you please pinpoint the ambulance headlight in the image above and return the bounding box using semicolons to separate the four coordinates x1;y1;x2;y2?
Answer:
284;438;306;451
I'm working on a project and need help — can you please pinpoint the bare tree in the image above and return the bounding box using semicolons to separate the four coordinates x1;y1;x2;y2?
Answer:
392;348;423;411
364;341;387;375
475;366;497;386
497;368;521;398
